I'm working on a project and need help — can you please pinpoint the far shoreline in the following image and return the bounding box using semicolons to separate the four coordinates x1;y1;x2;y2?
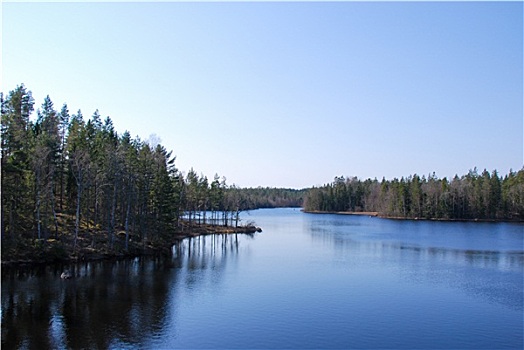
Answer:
301;210;524;223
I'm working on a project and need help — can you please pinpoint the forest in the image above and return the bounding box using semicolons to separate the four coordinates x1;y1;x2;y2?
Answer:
0;85;267;262
236;187;305;209
2;84;523;263
303;170;524;221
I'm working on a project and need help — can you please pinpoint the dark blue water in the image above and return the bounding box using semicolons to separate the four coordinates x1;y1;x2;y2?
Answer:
2;208;523;349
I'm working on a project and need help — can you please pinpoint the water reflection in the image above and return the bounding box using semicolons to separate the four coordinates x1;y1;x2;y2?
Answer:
1;233;253;349
177;232;251;266
174;233;253;295
2;210;522;349
317;230;523;270
1;257;175;349
308;219;524;310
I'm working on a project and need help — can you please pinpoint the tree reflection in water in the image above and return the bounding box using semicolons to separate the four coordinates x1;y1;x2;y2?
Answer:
309;222;524;311
1;233;251;349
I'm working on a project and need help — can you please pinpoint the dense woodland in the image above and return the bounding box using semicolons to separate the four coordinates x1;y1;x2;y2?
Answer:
1;85;522;262
236;187;305;209
303;170;524;221
1;85;265;260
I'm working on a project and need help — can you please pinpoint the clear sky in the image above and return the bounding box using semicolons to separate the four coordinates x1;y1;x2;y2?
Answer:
2;1;522;188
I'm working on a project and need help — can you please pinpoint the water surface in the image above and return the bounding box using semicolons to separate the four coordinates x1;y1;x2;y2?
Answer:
2;208;523;349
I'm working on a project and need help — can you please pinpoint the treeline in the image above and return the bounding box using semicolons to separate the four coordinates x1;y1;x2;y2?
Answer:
235;187;306;209
1;85;251;252
3;84;522;260
304;169;524;221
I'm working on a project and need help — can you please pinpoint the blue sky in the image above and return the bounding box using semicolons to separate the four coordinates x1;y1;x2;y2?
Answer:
2;1;522;188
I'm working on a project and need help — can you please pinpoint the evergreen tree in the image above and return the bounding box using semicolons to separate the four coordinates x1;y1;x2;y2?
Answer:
303;168;524;221
32;95;61;239
1;84;35;239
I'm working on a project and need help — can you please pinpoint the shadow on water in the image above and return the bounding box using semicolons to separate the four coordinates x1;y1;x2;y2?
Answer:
1;233;254;349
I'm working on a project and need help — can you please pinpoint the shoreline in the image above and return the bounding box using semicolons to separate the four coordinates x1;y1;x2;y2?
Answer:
1;223;262;268
302;210;524;223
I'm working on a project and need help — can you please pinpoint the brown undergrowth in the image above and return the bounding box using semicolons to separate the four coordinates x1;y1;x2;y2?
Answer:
1;217;261;266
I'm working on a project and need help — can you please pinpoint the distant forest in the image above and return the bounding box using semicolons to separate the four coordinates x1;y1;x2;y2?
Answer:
237;187;305;209
1;84;522;257
303;169;524;221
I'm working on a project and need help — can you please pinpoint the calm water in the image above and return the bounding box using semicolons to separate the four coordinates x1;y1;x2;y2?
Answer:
2;208;523;349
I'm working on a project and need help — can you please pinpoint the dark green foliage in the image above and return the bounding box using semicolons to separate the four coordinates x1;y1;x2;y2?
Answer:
1;85;247;260
233;187;306;209
1;85;35;239
303;169;524;221
3;84;521;264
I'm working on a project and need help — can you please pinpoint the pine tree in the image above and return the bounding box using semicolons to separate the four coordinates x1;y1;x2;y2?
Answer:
32;95;61;239
1;84;35;239
66;110;90;249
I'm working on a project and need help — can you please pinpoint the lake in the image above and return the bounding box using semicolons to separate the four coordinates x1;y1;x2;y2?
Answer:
2;208;523;349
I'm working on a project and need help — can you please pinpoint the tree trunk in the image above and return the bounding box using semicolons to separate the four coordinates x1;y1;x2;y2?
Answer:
35;169;41;240
9;197;15;239
49;177;59;239
74;181;82;250
125;195;131;251
109;183;117;249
